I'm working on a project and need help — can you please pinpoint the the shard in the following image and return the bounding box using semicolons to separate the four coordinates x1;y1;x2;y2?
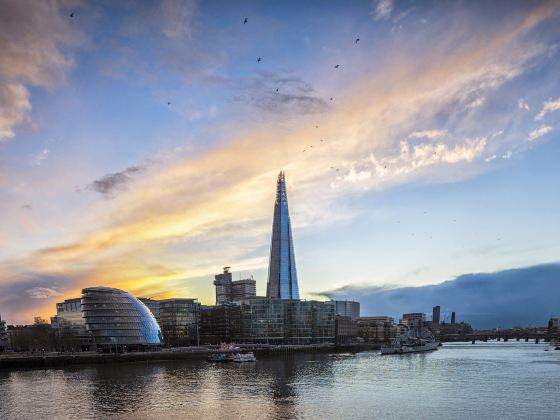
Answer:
266;171;300;300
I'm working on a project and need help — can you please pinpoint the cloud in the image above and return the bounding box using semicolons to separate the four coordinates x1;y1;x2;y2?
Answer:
31;147;50;166
484;154;497;162
1;1;559;323
320;263;560;329
0;84;31;141
160;0;197;39
87;165;147;198
0;0;82;140
408;130;447;140
371;0;393;21
535;97;560;120
466;96;485;109
517;98;530;111
232;72;329;115
527;125;553;141
26;287;63;299
502;151;512;159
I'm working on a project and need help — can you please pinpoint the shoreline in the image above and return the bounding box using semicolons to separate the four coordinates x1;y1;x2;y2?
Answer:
0;343;380;371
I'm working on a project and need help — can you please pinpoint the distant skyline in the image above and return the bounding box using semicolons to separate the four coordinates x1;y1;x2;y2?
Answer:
1;0;560;324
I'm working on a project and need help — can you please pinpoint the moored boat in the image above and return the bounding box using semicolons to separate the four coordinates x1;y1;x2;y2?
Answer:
232;352;257;362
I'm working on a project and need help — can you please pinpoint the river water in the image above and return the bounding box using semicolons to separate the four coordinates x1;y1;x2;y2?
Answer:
1;342;559;419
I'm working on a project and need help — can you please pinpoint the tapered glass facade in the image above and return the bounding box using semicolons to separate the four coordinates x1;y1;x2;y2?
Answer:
81;287;162;347
267;171;300;299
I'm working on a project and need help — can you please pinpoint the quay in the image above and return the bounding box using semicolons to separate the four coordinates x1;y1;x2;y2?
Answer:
0;343;380;370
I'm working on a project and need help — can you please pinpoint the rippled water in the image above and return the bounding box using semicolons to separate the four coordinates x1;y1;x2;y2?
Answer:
1;342;559;419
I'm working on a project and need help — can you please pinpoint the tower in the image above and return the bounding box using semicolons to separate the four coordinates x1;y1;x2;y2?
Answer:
266;171;300;300
432;305;440;325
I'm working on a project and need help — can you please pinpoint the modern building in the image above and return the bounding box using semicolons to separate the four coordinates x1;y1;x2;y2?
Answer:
159;298;200;347
266;171;300;300
335;315;358;345
331;300;360;320
214;266;233;305
51;297;91;351
356;316;397;343
213;267;257;304
451;311;456;324
432;305;441;325
138;298;160;325
200;304;242;344
236;298;335;345
81;287;162;350
231;278;257;301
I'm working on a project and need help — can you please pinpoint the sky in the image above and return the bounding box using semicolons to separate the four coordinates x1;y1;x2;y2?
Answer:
0;0;559;325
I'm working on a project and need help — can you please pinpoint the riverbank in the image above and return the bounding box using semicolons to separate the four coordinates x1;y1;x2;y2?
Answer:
0;343;380;370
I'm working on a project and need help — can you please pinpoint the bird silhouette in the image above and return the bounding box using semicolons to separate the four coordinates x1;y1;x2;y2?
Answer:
276;88;279;92
355;38;360;43
244;18;248;24
330;97;333;101
167;101;171;105
257;57;262;63
69;12;74;18
334;64;340;69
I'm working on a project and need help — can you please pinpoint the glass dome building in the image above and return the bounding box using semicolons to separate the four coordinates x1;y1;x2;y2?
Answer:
81;287;163;349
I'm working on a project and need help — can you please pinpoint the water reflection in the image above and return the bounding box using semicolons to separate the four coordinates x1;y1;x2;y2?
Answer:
1;344;560;419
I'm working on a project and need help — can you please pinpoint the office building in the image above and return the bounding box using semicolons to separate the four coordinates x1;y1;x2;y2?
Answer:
236;299;335;345
159;298;200;346
81;287;162;350
356;316;397;342
331;300;360;320
51;297;91;351
199;304;242;344
138;298;160;325
266;171;300;299
548;318;559;334
231;278;257;301
335;315;358;345
451;311;456;324
432;305;441;325
214;267;257;304
214;266;233;305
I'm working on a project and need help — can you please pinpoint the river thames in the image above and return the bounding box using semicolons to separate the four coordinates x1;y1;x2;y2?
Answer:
1;342;559;419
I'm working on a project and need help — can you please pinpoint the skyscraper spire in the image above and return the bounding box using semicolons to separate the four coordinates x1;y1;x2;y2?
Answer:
266;171;300;299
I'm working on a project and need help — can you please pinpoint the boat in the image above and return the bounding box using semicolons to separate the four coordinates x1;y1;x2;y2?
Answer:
208;353;230;363
381;328;440;355
232;352;257;362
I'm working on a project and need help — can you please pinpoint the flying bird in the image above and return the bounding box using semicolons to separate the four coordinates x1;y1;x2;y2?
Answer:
244;17;248;24
167;101;171;105
334;64;340;68
276;88;279;92
257;57;262;63
355;38;360;43
330;97;333;101
69;12;74;18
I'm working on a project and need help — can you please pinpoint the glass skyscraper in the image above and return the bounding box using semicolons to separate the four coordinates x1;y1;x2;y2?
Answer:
266;171;300;300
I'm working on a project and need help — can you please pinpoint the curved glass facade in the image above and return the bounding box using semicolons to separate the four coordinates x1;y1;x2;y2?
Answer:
82;287;162;347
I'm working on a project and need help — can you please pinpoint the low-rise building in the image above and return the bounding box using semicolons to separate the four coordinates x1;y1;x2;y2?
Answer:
51;297;91;351
356;316;397;343
159;298;200;346
200;304;242;344
335;315;357;345
401;313;426;328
